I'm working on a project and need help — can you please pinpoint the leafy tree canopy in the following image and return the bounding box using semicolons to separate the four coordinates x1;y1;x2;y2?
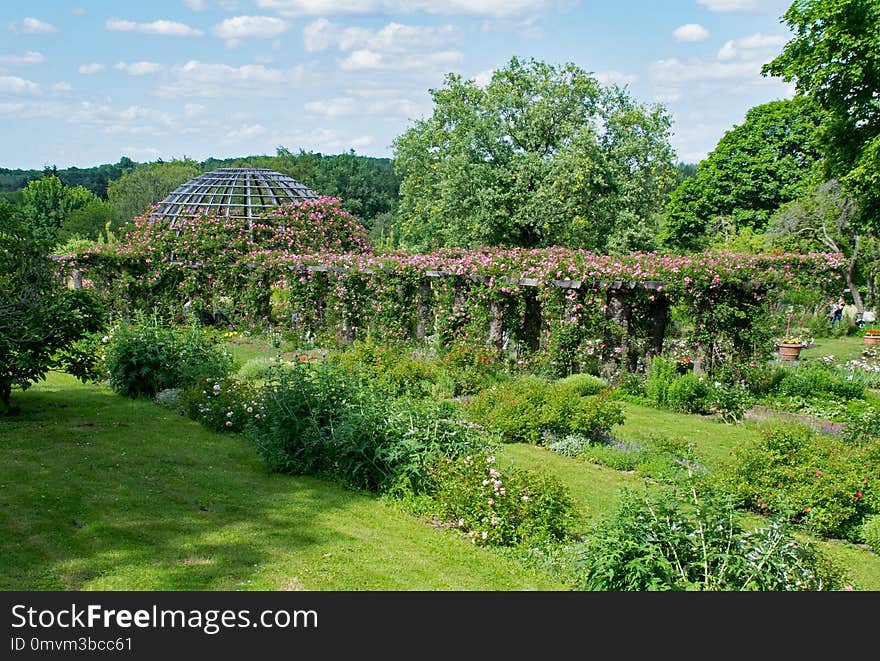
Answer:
0;204;105;410
663;98;825;250
19;175;100;244
763;0;880;230
392;56;677;252
106;159;202;225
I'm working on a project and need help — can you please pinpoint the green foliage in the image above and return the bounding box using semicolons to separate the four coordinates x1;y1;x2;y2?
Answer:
426;452;577;546
393;56;676;251
773;360;866;401
844;407;880;443
0;205;106;408
181;376;260;433
575;486;845;590
763;0;880;231
103;317;233;399
644;356;680;408
19;175;101;243
666;373;711;414
107;159;201;224
236;356;284;382
550;434;702;483
464;376;625;444
247;361;486;492
719;424;880;540
861;514;880;552
329;341;439;398
553;372;609;397
663;98;825;250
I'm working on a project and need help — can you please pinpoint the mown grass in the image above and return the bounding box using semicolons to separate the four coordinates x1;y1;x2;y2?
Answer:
0;373;564;591
3;360;879;590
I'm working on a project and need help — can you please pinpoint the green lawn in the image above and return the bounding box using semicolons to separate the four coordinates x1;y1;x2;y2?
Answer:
0;373;563;591
3;368;879;591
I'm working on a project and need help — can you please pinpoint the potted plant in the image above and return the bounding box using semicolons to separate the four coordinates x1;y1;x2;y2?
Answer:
777;335;805;361
865;328;880;347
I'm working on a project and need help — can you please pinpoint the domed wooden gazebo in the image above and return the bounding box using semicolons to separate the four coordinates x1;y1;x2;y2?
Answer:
150;168;319;228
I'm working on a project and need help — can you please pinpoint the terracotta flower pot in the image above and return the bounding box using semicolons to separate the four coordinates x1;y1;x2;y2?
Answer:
778;343;803;361
865;334;880;346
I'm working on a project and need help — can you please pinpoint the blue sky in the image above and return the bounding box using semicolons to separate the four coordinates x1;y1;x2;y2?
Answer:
0;0;796;169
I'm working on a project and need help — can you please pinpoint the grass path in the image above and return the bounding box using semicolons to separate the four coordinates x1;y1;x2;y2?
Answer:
0;373;564;591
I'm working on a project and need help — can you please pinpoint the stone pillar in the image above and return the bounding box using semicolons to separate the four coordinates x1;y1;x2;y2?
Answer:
522;289;542;352
416;279;433;341
602;286;632;375
648;293;669;359
487;299;504;350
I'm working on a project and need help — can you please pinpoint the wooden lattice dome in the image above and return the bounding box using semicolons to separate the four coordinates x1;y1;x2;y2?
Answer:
150;168;319;227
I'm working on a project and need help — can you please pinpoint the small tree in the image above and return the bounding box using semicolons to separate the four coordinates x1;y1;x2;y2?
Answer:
0;204;104;410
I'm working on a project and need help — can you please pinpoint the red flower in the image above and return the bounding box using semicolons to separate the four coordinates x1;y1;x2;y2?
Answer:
855;492;863;500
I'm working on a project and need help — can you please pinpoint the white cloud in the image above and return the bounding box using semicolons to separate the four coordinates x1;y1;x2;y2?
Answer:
472;69;493;87
304;97;356;116
697;0;758;11
673;24;709;43
213;15;289;47
650;57;761;83
273;126;374;153
106;18;204;37
78;63;104;74
0;75;40;94
223;123;268;142
183;103;206;117
52;81;73;93
718;33;788;61
339;48;462;71
303;18;458;53
115;61;164;76
156;60;303;97
185;0;209;10
16;17;58;34
595;70;640;87
259;0;547;18
0;102;26;113
0;51;45;65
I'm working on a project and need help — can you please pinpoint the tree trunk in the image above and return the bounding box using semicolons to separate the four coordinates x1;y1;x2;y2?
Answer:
847;234;864;315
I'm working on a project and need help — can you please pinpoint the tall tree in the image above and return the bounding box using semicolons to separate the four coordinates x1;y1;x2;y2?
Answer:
107;159;201;224
766;179;868;312
19;175;99;243
663;98;825;250
763;0;880;230
392;57;676;251
0;204;104;410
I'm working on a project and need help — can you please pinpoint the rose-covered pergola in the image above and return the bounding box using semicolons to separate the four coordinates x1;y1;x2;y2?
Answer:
62;198;845;377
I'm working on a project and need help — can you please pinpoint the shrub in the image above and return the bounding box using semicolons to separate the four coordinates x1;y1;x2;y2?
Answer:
247;361;486;492
666;374;711;414
861;515;880;553
844;407;880;443
554;372;609;397
615;371;646;397
718;424;880;541
236;357;284;382
740;363;786;397
464;377;624;444
709;381;752;423
774;361;866;401
181;376;260;433
427;452;578;547
644;356;679;408
330;341;439;398
103;318;232;398
574;487;845;591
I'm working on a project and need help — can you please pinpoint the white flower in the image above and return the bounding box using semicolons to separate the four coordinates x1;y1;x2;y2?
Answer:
481;531;488;540
522;495;529;502
225;421;232;427
226;411;233;417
